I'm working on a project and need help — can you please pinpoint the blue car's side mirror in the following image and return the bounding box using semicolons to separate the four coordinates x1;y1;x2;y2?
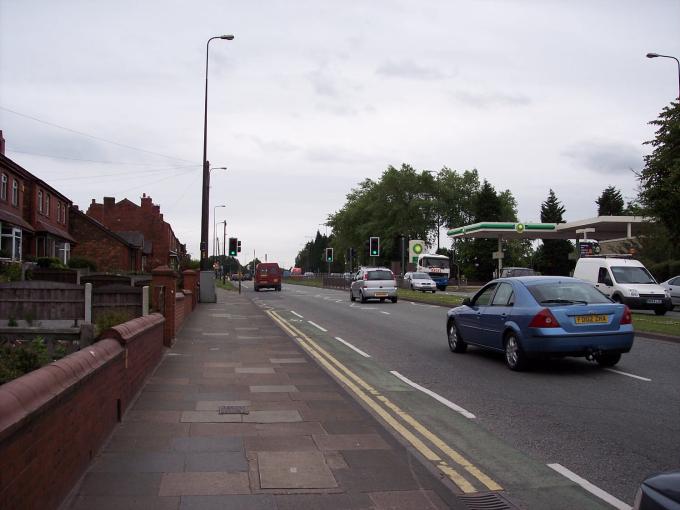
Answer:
462;298;471;306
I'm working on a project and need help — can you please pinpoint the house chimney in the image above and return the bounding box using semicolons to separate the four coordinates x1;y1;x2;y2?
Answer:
0;130;5;155
141;194;153;209
104;197;115;208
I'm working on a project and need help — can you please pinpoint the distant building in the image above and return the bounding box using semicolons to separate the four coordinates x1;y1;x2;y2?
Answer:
86;194;185;271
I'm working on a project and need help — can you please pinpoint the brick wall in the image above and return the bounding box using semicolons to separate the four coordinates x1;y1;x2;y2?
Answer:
175;292;186;331
0;314;165;510
69;210;133;272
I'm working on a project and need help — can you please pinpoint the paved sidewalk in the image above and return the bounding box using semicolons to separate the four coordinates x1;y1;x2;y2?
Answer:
66;288;462;510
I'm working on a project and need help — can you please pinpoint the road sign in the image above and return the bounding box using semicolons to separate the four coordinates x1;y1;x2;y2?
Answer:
492;250;505;259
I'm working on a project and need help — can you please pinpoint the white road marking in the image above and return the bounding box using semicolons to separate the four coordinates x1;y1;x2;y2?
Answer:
308;320;328;332
334;337;371;358
547;463;632;510
290;310;304;319
604;369;651;382
390;371;476;419
380;311;391;315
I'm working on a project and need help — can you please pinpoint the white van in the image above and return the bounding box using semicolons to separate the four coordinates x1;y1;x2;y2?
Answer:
573;256;672;315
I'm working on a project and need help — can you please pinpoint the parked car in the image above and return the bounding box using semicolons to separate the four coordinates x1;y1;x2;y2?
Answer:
573;256;672;315
500;267;539;278
404;272;437;292
633;470;680;509
254;262;282;291
350;267;398;303
446;276;634;371
660;276;680;307
303;271;315;278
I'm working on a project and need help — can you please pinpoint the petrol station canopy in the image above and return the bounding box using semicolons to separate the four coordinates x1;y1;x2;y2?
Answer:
446;216;649;241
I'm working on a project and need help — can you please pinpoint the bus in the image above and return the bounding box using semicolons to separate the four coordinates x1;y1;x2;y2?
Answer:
416;254;450;290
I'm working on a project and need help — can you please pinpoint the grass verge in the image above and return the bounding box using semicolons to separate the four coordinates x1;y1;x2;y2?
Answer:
216;279;237;291
631;314;680;337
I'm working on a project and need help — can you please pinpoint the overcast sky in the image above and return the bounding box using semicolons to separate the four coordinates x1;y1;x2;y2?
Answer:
1;1;678;268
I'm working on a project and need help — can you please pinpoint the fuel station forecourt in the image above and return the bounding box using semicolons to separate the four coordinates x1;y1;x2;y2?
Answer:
446;215;649;276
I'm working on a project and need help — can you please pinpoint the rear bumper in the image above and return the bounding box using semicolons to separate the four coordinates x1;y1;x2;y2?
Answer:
522;330;634;356
254;279;280;288
621;296;672;311
412;284;436;291
363;287;397;299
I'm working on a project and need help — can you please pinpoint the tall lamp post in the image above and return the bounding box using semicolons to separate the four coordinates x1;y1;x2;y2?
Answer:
213;204;226;257
199;33;233;303
646;52;680;99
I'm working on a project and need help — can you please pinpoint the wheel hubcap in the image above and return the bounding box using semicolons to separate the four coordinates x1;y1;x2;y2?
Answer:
506;337;518;366
449;326;457;347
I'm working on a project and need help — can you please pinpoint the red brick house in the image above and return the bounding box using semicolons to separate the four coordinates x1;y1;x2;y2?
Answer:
69;207;146;272
86;194;185;271
0;131;74;263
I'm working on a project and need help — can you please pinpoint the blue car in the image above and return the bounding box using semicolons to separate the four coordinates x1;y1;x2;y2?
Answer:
446;276;634;371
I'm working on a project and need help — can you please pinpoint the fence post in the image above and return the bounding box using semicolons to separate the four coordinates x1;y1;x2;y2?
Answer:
84;283;92;324
182;269;198;310
142;286;150;316
151;265;177;347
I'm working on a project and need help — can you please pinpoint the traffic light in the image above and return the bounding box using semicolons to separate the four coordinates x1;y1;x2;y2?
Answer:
237;240;241;253
228;237;237;256
369;237;380;256
325;247;333;262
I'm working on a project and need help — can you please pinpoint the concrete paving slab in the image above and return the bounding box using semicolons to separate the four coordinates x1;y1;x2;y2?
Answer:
106;435;173;453
158;472;251;496
250;385;298;393
257;451;338;489
179;495;276;510
312;434;391;451
172;436;243;452
235;367;276;374
254;422;326;437
269;358;307;364
272;493;374;510
369;490;450;510
321;421;379;435
116;422;190;437
195;400;251;411
189;423;259;437
290;392;345;401
184;452;249;472
69;496;180;510
204;362;242;368
180;411;242;423
323;452;349;470
77;472;163;496
245;436;318;453
242;410;302;423
125;410;182;423
90;452;185;473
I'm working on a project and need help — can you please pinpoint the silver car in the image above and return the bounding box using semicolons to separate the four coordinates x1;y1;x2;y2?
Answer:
660;275;680;307
350;267;398;303
404;272;437;292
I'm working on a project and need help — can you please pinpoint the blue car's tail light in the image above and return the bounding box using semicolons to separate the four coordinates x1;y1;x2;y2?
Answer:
621;305;633;325
529;308;560;328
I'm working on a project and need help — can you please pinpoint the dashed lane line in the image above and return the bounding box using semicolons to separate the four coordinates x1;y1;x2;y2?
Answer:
548;463;632;510
390;371;475;419
334;337;371;358
290;310;304;318
308;320;328;332
380;311;391;315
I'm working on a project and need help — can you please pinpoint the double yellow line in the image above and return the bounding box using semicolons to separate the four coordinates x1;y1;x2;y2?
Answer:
267;310;502;494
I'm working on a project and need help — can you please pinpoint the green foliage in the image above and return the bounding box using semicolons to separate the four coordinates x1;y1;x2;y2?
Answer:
536;189;573;276
647;260;680;282
182;258;201;271
0;337;51;384
95;310;133;337
67;257;97;270
0;262;22;282
596;186;625;216
639;101;680;244
7;317;18;327
36;257;64;269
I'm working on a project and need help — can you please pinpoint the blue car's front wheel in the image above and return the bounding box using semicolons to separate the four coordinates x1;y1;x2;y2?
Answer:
505;333;529;371
447;321;467;353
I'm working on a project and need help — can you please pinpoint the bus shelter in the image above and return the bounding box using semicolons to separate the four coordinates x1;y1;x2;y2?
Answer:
446;216;648;275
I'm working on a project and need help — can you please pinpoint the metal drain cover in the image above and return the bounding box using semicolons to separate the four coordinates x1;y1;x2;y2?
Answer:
459;492;518;510
218;405;249;415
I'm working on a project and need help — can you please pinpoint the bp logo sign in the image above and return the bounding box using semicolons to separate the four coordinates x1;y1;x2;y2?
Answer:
408;240;425;264
515;223;525;233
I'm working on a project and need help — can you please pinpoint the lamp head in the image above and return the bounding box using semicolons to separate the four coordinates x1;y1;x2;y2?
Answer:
646;53;659;58
220;34;235;40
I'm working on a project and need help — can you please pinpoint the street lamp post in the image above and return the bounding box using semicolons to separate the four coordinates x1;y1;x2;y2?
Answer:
646;52;680;100
199;33;233;303
213;204;226;257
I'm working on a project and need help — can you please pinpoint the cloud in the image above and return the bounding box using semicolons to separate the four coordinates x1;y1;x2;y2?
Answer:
235;134;299;154
562;140;643;175
453;90;532;108
376;60;452;81
305;146;372;165
308;66;339;97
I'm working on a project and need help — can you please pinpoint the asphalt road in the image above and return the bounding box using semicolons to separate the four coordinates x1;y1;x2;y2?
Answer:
242;282;680;508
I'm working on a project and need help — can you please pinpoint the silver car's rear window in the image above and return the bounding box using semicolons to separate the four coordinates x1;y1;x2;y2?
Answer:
367;270;393;280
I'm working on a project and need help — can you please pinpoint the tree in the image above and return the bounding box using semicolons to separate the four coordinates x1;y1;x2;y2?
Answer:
639;101;680;245
535;189;573;276
596;186;625;216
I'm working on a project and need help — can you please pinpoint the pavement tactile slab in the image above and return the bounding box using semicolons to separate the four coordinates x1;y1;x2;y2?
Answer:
158;471;250;496
257;451;338;489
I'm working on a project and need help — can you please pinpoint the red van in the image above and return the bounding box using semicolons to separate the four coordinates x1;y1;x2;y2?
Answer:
254;262;282;292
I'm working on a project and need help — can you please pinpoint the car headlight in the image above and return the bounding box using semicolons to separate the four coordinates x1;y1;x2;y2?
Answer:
665;289;671;298
629;289;639;297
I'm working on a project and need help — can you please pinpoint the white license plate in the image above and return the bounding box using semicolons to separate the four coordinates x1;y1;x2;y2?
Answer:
647;299;662;304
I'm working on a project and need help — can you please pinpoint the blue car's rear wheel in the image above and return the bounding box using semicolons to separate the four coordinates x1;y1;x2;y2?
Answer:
595;352;621;367
447;321;467;353
505;333;529;371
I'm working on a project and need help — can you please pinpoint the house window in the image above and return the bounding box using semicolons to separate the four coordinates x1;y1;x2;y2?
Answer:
1;174;6;200
38;190;43;213
56;202;61;223
62;203;67;224
56;241;70;264
45;194;50;217
12;180;19;206
0;224;22;261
